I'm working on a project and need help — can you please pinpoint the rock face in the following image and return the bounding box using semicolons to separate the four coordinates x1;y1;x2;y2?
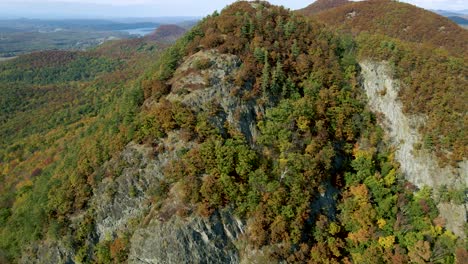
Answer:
123;49;263;264
20;241;73;264
359;60;467;237
128;210;244;264
92;49;257;263
166;49;262;144
92;142;164;241
92;126;201;240
90;135;246;264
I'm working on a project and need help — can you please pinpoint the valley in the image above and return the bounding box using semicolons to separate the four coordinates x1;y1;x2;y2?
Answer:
0;18;197;57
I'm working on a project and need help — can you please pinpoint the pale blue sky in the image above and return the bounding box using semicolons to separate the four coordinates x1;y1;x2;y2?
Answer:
0;0;466;19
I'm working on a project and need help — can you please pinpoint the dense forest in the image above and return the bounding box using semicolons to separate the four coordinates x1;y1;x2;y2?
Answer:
298;0;350;16
0;37;165;261
0;1;466;263
135;2;467;262
313;0;468;57
304;0;468;165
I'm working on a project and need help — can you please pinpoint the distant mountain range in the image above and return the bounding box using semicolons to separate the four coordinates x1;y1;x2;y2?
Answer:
448;16;468;25
0;19;160;32
0;18;199;57
432;10;468;25
433;9;468;17
0;18;199;33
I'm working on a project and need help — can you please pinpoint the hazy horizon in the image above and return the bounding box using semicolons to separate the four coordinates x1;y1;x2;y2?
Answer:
0;0;467;19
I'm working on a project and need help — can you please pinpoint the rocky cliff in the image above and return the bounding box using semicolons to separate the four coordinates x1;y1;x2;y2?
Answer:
75;49;259;263
128;210;244;264
359;60;467;237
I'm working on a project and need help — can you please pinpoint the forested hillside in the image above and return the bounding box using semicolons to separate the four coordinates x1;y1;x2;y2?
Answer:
0;1;466;263
313;0;468;57
298;0;350;16
304;0;467;166
355;34;467;166
145;25;187;43
132;2;466;262
0;37;166;262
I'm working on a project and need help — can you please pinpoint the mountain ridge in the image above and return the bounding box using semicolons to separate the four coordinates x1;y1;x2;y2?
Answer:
0;1;466;263
298;0;350;15
309;0;468;56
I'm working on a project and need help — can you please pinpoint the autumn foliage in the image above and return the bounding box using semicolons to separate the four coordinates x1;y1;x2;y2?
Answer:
313;0;468;57
0;1;465;263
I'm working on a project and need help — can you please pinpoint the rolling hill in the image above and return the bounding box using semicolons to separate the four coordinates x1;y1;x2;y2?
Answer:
298;0;350;15
311;0;468;57
145;24;187;43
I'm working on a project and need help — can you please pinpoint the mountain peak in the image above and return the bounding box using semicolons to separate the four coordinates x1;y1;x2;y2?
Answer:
298;0;350;15
308;0;468;56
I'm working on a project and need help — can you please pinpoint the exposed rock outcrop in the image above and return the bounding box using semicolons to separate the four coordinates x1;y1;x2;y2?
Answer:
166;49;262;144
128;210;244;264
359;60;467;237
92;142;167;241
92;49;261;263
20;241;73;264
